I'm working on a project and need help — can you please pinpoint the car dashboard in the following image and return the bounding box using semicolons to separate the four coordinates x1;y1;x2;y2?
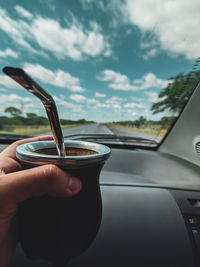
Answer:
4;145;200;267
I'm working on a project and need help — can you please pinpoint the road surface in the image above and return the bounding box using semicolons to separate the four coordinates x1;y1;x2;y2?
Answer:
43;123;161;143
107;124;161;143
62;123;113;136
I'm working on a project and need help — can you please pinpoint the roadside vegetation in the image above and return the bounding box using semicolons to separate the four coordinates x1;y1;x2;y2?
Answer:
0;107;93;135
0;69;199;137
107;116;175;138
109;70;200;138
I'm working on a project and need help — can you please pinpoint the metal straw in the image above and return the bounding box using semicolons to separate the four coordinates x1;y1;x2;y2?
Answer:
3;66;65;157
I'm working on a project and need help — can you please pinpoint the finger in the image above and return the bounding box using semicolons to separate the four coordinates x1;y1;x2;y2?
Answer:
0;164;82;205
0;136;53;175
0;157;22;175
0;136;53;159
14;135;53;145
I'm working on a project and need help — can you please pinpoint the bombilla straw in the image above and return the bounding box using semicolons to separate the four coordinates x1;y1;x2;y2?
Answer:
3;66;65;157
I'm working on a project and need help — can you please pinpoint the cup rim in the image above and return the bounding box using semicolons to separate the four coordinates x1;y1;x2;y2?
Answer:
16;140;111;168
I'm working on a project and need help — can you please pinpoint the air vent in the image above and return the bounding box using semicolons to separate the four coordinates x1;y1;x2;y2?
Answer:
195;142;200;156
193;136;200;157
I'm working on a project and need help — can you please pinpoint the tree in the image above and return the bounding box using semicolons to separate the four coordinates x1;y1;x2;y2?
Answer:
151;71;200;114
25;116;49;126
0;122;3;130
77;119;87;124
134;116;146;128
26;113;38;118
4;107;22;117
159;116;176;126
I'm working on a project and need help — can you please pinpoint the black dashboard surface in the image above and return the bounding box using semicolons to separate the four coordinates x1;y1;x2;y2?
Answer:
101;148;200;190
10;186;196;267
1;144;200;190
2;144;199;267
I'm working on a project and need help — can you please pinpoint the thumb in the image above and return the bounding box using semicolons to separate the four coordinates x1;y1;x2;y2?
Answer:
0;164;82;205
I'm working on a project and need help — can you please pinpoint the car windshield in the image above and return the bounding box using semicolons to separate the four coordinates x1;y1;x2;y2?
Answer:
0;0;199;146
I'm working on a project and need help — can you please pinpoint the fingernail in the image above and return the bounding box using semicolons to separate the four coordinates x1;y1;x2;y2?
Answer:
68;177;82;193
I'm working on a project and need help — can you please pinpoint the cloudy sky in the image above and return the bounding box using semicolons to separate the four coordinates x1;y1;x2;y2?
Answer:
0;0;199;122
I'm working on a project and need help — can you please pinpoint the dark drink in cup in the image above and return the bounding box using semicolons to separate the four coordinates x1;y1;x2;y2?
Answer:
16;139;110;265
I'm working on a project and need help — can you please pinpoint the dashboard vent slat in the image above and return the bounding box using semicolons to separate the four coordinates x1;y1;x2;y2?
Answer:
195;141;200;156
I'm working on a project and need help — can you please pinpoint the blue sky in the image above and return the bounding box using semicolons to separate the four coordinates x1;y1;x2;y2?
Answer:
0;0;198;122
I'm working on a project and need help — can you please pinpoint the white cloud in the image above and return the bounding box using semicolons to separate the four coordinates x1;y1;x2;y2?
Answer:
0;93;37;113
125;0;200;59
131;111;138;116
134;72;169;90
145;92;159;103
0;8;42;55
40;0;56;12
97;70;136;91
31;16;111;60
80;0;128;29
15;5;33;19
0;75;23;89
111;96;123;101
53;95;80;109
97;69;169;91
124;102;147;109
88;98;99;104
97;102;121;110
106;96;123;105
55;96;86;116
70;94;99;104
96;103;108;108
139;110;152;118
95;92;106;98
125;109;138;116
0;94;33;103
70;94;87;103
80;0;94;8
96;96;123;110
142;48;158;60
145;91;167;103
0;48;19;59
23;63;85;92
140;40;158;50
131;96;145;102
80;0;110;13
0;6;111;61
0;92;82;117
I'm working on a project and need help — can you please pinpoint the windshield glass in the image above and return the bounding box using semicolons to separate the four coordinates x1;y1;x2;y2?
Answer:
0;0;199;146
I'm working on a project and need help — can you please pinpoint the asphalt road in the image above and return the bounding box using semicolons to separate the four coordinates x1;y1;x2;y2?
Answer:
62;123;113;136
107;124;161;143
43;123;161;143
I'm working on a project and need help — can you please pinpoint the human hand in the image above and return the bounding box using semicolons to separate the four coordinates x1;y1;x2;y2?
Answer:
0;136;82;267
0;136;54;175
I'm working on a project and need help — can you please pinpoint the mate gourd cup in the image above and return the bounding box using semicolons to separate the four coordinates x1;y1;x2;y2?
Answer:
16;139;110;265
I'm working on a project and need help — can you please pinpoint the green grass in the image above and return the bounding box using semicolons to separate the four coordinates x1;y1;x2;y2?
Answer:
0;124;79;135
108;123;168;138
